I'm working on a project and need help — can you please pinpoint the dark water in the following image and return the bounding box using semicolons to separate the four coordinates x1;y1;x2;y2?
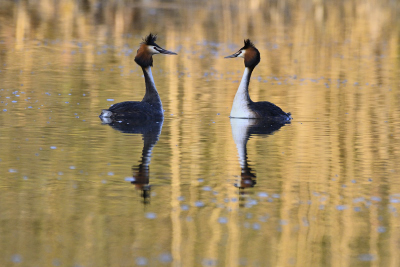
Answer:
1;1;400;266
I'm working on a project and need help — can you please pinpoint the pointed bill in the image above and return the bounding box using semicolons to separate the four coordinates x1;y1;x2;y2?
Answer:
225;50;242;58
155;47;177;55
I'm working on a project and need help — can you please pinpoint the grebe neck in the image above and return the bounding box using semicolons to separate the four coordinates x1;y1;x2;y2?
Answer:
142;67;162;107
230;67;255;118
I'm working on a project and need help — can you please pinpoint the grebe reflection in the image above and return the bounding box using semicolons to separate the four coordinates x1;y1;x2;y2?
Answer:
101;117;163;204
230;118;287;193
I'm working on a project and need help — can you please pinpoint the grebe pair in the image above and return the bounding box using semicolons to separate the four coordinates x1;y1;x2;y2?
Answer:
99;34;291;122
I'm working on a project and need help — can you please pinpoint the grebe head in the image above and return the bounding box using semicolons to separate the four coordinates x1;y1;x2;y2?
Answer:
134;33;177;68
225;39;260;68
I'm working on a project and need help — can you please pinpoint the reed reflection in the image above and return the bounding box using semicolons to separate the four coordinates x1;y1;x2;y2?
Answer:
230;118;287;193
101;117;163;204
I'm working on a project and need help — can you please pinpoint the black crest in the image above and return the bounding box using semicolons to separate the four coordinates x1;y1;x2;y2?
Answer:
242;39;256;49
241;39;260;68
142;33;158;46
135;33;157;68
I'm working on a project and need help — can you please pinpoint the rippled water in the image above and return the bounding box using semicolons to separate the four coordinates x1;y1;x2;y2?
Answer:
1;1;400;266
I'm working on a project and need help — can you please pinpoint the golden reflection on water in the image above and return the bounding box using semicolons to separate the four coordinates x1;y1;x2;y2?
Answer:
1;0;400;266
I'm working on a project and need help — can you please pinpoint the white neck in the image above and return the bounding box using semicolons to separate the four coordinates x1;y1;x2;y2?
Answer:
144;67;156;88
230;67;255;118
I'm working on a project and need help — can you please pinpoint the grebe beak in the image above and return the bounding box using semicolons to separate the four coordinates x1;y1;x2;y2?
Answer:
224;50;241;58
155;47;177;55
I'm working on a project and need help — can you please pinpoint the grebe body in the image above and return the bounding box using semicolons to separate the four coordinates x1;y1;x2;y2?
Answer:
225;39;291;122
100;34;176;120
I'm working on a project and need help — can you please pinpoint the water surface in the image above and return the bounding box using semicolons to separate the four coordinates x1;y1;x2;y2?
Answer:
1;1;400;266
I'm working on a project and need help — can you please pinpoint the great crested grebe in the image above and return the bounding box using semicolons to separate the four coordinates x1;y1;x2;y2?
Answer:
225;39;291;121
99;33;177;120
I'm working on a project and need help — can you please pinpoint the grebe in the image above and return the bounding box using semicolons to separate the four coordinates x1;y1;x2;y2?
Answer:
225;39;291;121
99;33;177;120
